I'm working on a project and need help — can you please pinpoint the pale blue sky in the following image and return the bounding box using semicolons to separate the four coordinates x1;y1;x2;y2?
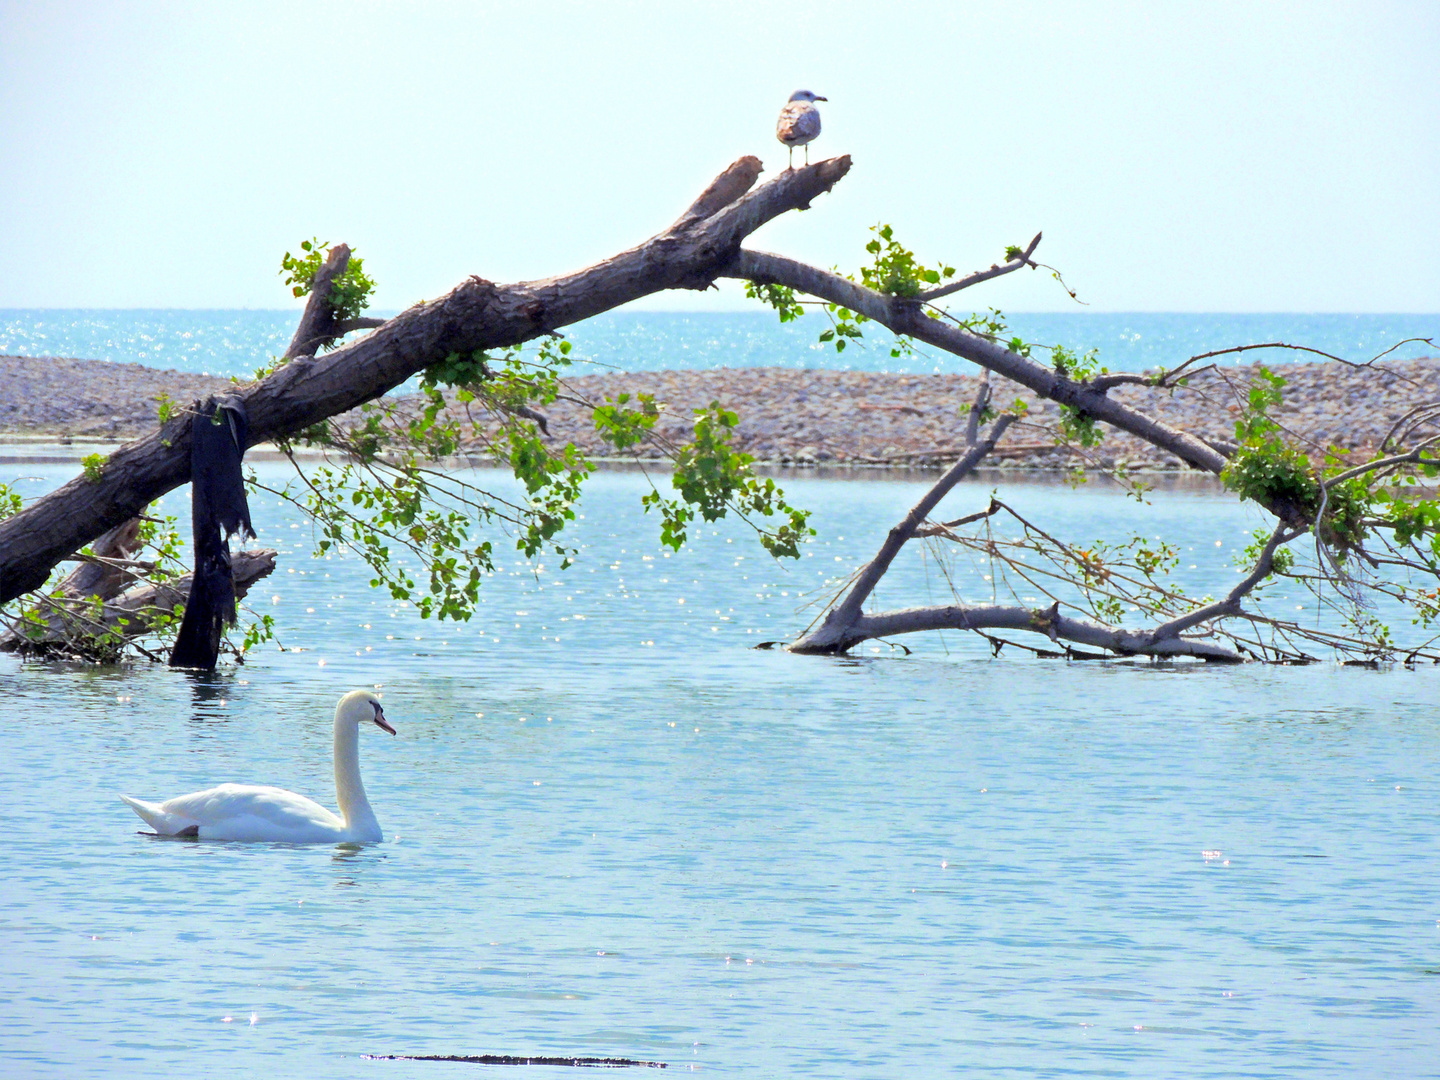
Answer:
1;1;1436;313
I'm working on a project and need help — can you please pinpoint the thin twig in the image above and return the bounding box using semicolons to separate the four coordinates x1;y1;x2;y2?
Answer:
915;232;1043;303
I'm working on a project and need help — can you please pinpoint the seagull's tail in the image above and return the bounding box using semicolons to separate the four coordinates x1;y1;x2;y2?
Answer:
120;794;194;835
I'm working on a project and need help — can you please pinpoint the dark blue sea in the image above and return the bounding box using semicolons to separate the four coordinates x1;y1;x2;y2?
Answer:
1;309;1434;378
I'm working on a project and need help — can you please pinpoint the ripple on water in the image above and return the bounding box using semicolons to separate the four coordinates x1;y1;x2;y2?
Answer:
3;465;1439;1077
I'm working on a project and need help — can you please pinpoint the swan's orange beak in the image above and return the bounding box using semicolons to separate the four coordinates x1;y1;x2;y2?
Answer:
374;706;396;735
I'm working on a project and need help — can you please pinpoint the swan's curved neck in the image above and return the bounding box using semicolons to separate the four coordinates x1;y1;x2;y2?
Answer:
334;716;378;835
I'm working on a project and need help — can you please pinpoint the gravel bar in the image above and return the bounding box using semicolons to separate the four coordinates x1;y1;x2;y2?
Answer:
4;353;1437;471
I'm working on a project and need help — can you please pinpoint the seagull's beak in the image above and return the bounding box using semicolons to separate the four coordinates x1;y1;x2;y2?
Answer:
373;706;396;735
816;96;828;102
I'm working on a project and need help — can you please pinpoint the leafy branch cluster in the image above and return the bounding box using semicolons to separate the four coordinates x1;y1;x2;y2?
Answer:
642;402;812;558
0;481;23;520
751;226;1079;379
1050;344;1106;448
280;238;376;324
858;224;956;298
1221;367;1371;550
269;317;813;625
742;281;805;323
272;342;588;621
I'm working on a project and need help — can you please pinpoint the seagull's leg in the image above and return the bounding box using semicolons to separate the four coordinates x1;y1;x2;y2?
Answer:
787;146;794;170
804;144;810;166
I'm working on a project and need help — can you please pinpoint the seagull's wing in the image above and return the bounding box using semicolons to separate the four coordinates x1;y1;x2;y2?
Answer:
776;102;822;147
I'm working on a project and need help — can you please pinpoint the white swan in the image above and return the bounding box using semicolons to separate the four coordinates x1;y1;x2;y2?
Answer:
121;689;395;843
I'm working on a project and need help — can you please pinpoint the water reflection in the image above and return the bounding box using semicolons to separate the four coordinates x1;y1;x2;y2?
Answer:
139;830;200;844
182;670;234;711
331;842;385;890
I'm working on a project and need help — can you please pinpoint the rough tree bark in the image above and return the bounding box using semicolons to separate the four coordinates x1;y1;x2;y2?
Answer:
0;155;850;605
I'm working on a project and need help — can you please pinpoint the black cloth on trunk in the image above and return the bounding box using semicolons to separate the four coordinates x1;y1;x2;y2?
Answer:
169;397;254;669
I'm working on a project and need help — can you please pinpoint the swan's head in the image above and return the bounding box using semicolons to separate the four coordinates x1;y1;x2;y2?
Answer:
788;89;827;103
337;689;396;735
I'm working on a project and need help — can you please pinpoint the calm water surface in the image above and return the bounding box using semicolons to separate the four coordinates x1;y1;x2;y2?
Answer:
2;467;1438;1077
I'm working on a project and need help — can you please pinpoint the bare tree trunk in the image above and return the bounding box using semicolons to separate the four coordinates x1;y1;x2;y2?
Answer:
0;156;851;605
722;250;1233;477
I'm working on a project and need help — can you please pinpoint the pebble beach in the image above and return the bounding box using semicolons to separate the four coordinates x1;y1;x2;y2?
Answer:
3;353;1437;470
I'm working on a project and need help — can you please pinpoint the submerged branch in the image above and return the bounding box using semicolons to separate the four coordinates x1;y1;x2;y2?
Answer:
792;391;1014;653
1;549;277;659
845;602;1245;661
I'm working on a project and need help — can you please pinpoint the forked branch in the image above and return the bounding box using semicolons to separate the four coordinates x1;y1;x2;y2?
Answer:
723;249;1230;476
793;379;1016;653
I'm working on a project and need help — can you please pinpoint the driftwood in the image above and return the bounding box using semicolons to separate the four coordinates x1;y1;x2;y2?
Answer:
106;548;276;633
786;378;1245;660
57;518;144;599
0;155;849;605
0;518;143;651
1;547;276;658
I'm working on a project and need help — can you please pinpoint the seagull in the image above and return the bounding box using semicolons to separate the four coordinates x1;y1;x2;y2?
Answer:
776;89;826;169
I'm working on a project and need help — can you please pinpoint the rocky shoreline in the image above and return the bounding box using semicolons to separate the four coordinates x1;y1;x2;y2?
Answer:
3;353;1437;471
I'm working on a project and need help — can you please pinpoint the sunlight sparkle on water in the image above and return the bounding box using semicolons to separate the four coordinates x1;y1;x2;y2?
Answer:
5;463;1440;1077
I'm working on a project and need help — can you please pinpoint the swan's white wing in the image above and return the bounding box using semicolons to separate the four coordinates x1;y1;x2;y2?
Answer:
152;783;346;842
120;794;197;835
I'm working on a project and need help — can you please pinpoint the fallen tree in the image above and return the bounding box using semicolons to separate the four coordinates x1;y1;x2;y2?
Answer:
0;155;841;608
1;151;1436;664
